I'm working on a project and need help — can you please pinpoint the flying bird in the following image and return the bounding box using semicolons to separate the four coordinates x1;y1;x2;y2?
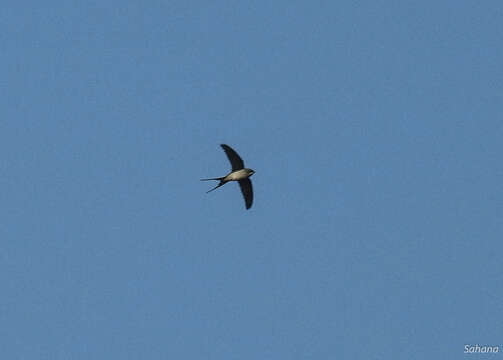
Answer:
201;144;255;209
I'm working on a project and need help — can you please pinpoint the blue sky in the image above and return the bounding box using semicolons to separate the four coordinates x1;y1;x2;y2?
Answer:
1;1;502;359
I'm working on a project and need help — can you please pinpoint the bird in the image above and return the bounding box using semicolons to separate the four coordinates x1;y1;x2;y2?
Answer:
201;144;255;210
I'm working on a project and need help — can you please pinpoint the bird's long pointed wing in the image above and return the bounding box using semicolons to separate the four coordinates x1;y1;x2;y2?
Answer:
221;144;244;171
238;178;253;209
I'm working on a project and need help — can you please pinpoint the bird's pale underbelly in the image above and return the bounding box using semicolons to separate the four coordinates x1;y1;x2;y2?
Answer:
225;169;249;181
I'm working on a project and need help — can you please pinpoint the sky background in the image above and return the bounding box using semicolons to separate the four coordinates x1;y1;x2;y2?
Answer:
1;1;502;359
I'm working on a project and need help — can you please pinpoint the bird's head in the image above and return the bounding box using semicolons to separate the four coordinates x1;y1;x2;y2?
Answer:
246;168;255;176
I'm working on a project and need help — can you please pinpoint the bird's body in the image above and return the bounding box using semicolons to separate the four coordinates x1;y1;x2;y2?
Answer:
224;168;255;181
201;145;255;209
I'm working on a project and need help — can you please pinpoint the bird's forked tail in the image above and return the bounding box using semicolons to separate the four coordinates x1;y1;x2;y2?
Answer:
201;177;226;193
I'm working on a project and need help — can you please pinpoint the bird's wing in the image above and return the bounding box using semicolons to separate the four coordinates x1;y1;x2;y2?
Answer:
238;178;253;209
221;144;244;171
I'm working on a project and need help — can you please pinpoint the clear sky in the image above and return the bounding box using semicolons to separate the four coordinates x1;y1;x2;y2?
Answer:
1;1;502;359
